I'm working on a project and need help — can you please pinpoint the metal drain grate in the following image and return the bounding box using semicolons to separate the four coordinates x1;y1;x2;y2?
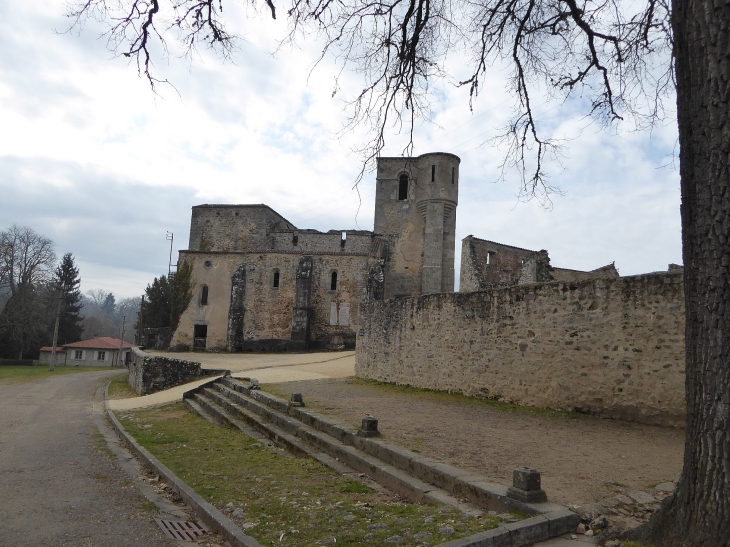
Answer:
154;519;207;541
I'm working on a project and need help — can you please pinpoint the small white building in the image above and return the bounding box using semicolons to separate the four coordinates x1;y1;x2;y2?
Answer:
39;337;134;367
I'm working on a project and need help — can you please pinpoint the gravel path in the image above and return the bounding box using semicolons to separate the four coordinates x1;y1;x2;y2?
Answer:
0;370;177;547
273;377;685;508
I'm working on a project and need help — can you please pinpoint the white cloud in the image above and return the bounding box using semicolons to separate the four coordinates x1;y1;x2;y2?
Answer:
1;0;681;299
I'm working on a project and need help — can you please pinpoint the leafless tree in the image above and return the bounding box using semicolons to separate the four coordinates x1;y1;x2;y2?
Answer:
0;225;56;297
65;0;729;544
0;226;57;358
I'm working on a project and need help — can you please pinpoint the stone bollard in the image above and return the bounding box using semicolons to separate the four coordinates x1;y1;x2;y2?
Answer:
358;417;379;437
249;378;260;390
507;467;547;503
290;393;305;407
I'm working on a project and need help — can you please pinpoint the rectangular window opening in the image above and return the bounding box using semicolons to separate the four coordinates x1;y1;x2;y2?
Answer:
75;350;83;360
273;271;280;288
431;165;436;182
452;167;455;184
97;351;106;361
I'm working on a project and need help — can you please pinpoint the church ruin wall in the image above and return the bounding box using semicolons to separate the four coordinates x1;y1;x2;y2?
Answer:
172;250;374;351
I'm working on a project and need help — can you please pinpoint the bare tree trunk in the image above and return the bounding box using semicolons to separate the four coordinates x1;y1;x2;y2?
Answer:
647;0;730;543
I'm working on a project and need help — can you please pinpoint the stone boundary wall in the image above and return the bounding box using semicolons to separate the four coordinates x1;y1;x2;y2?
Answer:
356;271;686;427
128;348;227;395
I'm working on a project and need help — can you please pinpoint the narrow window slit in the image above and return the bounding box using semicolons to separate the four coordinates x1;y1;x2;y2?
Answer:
398;174;408;201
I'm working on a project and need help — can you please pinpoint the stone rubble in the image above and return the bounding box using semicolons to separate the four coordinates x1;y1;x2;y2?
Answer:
570;483;676;539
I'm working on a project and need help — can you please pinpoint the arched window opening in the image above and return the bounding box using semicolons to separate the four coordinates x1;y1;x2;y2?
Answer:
273;270;280;288
398;174;408;201
201;285;209;305
331;271;338;291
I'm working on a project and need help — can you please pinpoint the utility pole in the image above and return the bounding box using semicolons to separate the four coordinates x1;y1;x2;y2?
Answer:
117;315;126;367
49;288;63;371
166;231;174;278
167;232;177;335
138;295;144;346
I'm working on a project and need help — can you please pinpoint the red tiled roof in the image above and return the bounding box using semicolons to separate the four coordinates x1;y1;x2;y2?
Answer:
64;337;134;350
40;337;134;352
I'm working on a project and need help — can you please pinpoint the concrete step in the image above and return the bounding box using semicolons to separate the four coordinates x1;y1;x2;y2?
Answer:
183;395;226;427
218;377;537;516
183;376;581;546
191;382;479;515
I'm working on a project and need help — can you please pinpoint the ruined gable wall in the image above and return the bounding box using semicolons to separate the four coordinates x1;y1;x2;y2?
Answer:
188;205;296;252
460;236;536;291
356;271;686;427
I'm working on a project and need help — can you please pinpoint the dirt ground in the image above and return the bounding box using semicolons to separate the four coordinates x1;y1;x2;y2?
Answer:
271;377;684;509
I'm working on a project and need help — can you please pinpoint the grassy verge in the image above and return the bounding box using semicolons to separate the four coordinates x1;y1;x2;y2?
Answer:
107;373;139;399
0;365;114;385
119;403;517;546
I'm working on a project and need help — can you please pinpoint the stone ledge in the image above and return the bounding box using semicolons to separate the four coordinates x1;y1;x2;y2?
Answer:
105;405;263;547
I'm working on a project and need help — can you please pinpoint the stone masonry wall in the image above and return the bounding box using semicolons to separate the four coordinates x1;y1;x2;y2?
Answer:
356;271;686;427
128;348;225;395
172;250;374;350
188;205;296;252
460;236;536;291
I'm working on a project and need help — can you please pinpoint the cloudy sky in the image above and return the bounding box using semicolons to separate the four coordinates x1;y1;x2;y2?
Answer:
1;0;682;299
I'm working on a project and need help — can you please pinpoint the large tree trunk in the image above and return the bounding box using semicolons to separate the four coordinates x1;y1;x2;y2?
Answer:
646;0;730;544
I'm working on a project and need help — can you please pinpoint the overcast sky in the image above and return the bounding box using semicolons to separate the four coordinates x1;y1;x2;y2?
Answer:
1;0;682;299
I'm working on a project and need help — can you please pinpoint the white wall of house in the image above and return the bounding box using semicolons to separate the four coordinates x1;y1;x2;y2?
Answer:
39;348;131;367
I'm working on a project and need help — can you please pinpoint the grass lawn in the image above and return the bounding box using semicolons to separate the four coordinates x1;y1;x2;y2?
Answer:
0;365;116;385
107;373;139;399
119;403;514;546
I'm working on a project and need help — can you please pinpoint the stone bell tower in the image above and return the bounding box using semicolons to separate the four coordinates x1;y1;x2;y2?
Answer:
374;152;460;297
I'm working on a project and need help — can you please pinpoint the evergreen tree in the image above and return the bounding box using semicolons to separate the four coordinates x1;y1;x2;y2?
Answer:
170;261;193;331
140;275;171;329
55;253;84;344
137;261;193;332
101;292;116;316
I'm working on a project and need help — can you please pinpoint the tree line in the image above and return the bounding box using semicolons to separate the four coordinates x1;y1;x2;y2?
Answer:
0;225;83;359
0;224;193;359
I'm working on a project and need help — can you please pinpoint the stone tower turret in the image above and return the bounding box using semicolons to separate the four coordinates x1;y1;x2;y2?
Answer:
374;152;460;297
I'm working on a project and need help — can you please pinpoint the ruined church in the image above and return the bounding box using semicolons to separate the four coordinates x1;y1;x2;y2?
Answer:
170;152;615;351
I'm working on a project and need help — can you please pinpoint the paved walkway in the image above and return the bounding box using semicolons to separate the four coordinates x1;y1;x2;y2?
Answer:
0;370;176;547
108;351;355;411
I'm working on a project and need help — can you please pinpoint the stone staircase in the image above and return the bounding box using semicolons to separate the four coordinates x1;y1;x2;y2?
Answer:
182;375;578;542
